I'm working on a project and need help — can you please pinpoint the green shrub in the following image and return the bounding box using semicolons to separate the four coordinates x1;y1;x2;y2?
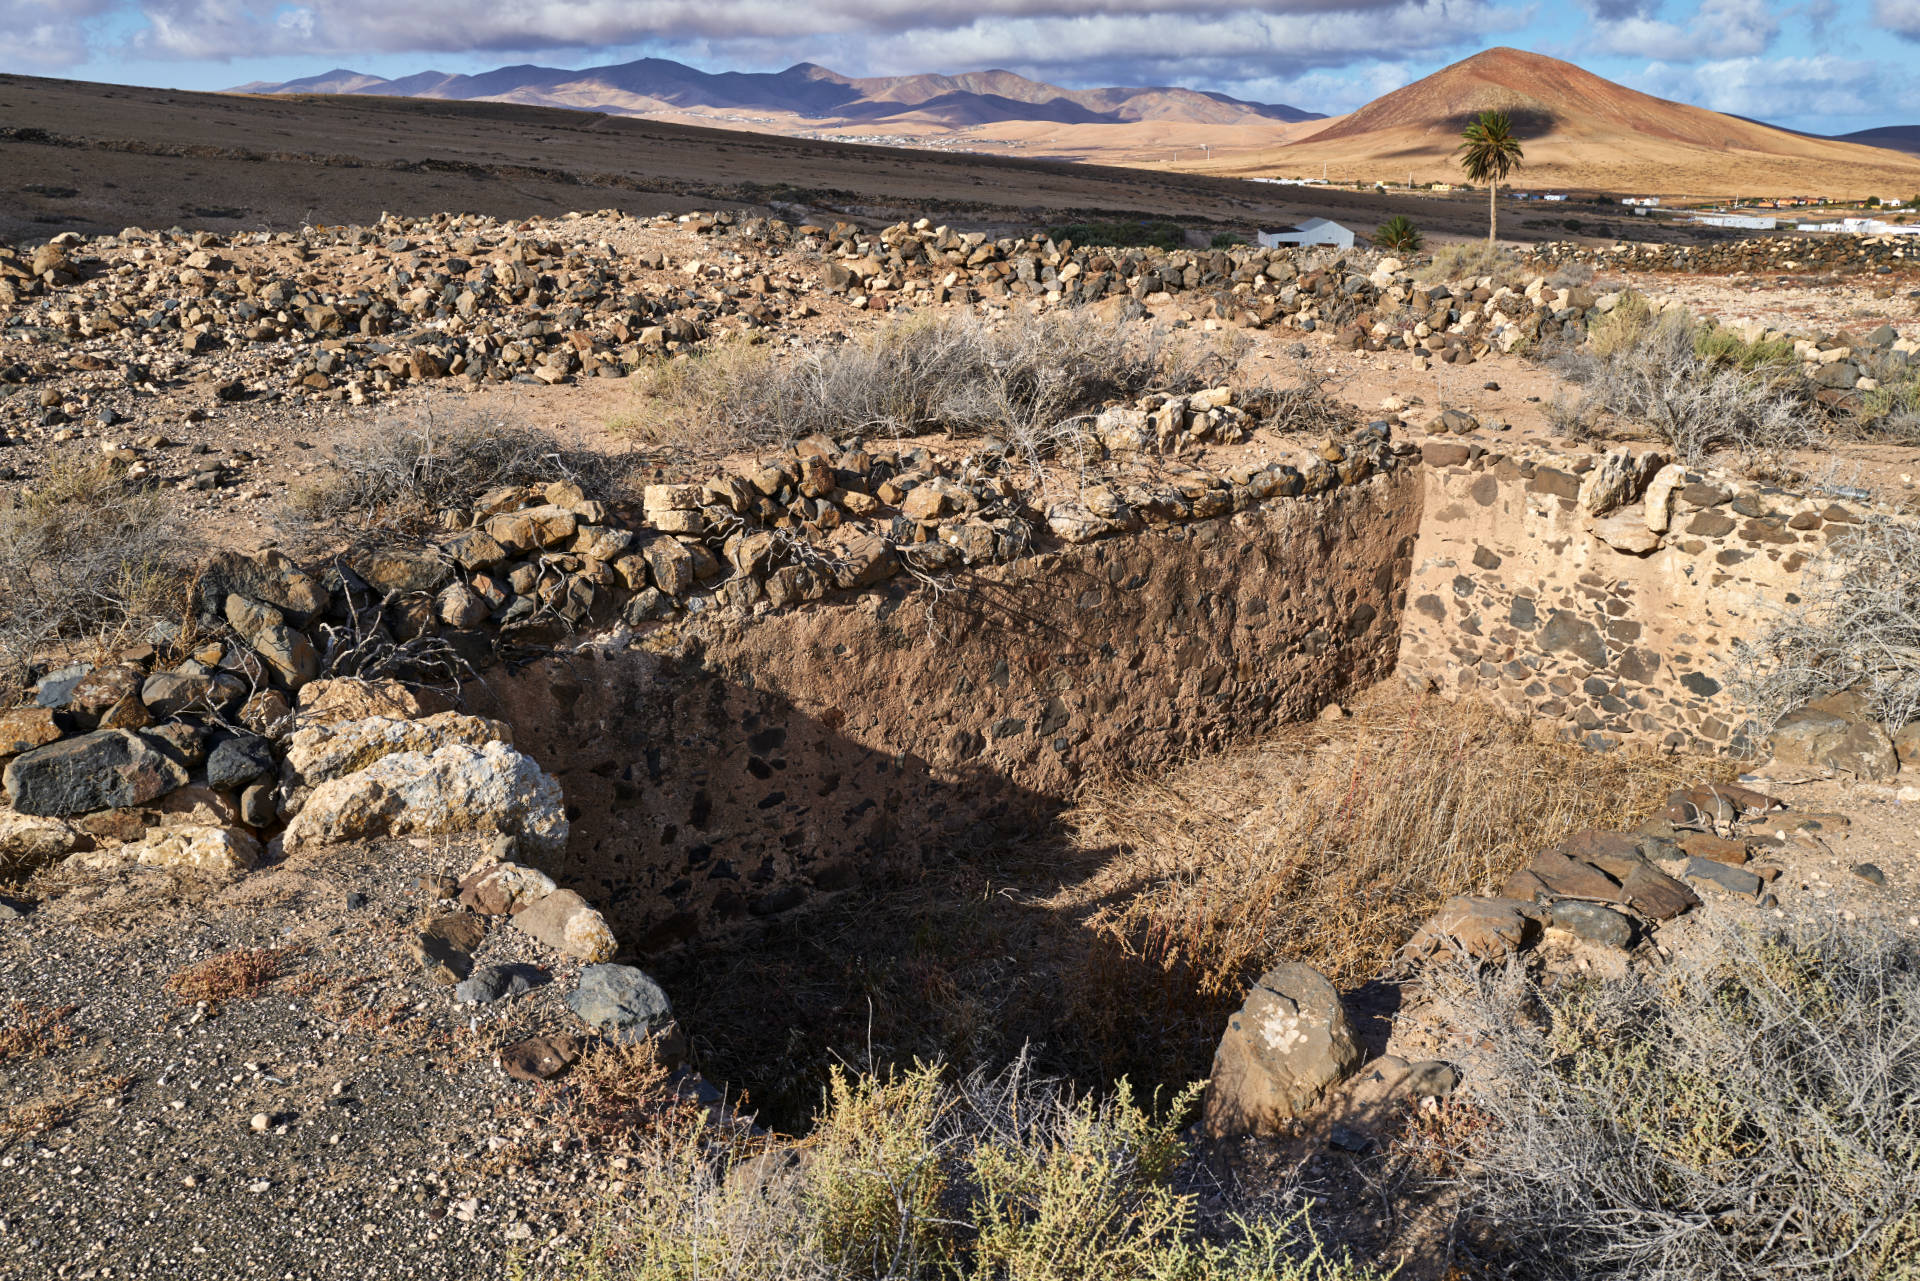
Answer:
1373;216;1423;253
536;1058;1387;1281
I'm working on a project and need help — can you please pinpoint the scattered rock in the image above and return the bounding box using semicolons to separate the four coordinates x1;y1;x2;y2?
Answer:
1405;896;1545;960
568;964;676;1048
0;812;85;871
1682;856;1763;898
455;963;546;1005
511;889;616;962
1548;900;1635;948
500;1034;583;1082
1201;962;1362;1138
3;729;188;817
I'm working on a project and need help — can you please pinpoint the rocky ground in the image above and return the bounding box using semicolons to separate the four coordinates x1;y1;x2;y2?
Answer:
0;831;677;1279
3;205;1919;1278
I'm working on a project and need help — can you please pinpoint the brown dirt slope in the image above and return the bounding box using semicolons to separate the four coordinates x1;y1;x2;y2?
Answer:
1248;47;1920;198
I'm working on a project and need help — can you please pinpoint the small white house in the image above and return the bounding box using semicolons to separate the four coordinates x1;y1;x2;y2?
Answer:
1257;218;1356;250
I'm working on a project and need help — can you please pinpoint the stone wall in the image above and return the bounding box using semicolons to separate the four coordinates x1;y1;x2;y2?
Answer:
478;471;1420;949
1395;441;1870;752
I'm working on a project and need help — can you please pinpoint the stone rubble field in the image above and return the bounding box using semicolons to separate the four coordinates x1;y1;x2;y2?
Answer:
2;206;1918;1278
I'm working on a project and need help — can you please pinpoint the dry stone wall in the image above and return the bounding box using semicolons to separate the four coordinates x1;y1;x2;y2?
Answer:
1396;441;1877;753
479;472;1420;948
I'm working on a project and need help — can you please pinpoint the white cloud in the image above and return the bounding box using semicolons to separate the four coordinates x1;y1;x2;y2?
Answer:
1633;53;1919;126
1593;0;1778;60
123;0;1525;76
0;0;118;64
1877;0;1920;38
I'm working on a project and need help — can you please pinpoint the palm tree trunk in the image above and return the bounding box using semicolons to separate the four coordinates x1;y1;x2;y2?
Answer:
1488;182;1497;244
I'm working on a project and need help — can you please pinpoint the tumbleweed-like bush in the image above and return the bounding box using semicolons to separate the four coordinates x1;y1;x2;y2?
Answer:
1556;300;1818;467
1729;516;1920;733
1432;921;1920;1280
617;309;1246;457
0;456;193;704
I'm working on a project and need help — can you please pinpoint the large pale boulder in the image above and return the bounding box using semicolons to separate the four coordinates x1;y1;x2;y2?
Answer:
279;712;511;814
1201;963;1363;1138
0;812;85;871
282;740;567;856
297;678;450;726
127;823;261;874
69;823;260;876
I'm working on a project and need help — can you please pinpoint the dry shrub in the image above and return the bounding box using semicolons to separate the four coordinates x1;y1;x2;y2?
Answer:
1068;693;1721;997
164;946;300;1006
541;1038;688;1155
0;456;194;703
544;1056;1382;1281
1437;921;1920;1280
1556;302;1819;468
1730;517;1920;733
1420;242;1518;284
615;310;1245;457
282;408;630;534
0;1001;77;1064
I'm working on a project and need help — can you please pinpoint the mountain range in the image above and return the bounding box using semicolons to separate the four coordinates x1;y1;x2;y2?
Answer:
235;59;1322;130
237;49;1920;198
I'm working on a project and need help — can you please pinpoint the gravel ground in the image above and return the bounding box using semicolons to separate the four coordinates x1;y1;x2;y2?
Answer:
0;835;644;1279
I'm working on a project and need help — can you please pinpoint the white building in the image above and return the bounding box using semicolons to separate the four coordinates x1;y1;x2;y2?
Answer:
1256;218;1356;250
1692;213;1779;230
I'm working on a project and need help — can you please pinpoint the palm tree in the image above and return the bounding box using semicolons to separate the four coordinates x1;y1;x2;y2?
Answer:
1456;110;1524;244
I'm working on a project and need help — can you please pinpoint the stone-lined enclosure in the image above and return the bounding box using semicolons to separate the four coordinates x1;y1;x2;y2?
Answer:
483;475;1419;944
4;418;1911;956
1397;441;1896;756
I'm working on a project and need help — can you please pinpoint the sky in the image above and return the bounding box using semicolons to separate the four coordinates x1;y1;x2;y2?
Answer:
4;0;1919;135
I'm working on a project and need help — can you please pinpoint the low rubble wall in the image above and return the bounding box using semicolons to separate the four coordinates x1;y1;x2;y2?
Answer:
480;472;1420;948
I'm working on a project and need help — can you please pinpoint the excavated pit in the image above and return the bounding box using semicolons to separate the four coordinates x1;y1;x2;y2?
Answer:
477;472;1422;949
453;439;1877;1121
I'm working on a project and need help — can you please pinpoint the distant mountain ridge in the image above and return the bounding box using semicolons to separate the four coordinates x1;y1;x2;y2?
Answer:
1250;47;1920;197
1835;125;1920;157
233;58;1322;129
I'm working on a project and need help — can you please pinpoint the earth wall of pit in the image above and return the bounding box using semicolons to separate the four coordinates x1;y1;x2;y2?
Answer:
476;472;1421;949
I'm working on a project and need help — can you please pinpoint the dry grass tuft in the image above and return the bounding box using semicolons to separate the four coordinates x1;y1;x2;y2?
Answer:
614;309;1246;457
0;1001;78;1064
164;946;302;1006
1419;242;1518;284
1066;693;1723;996
0;456;194;703
281;407;631;537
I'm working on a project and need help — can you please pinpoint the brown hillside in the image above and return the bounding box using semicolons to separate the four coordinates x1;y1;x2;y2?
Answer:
1252;47;1920;198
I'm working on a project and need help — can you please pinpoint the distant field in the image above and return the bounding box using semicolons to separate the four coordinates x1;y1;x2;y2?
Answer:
0;73;1755;248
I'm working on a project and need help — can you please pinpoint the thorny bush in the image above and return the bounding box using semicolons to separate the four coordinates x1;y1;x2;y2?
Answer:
1429;921;1920;1280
